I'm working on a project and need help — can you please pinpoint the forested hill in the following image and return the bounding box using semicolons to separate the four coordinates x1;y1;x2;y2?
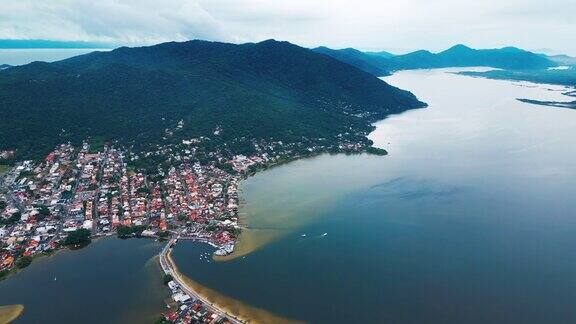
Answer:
0;39;425;160
313;46;391;77
313;44;557;76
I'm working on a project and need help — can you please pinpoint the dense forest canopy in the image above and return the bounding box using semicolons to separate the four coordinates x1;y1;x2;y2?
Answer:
0;39;425;160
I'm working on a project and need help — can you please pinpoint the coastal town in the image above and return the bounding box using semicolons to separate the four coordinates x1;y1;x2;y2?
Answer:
0;134;377;323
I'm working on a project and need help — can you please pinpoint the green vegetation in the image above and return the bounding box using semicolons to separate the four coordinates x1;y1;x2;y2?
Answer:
157;231;171;241
116;225;146;238
163;274;174;285
35;205;50;221
16;256;32;269
314;44;557;75
365;147;388;156
0;39;423;160
313;46;391;76
63;228;92;247
154;317;172;324
89;136;107;153
136;187;150;194
0;212;21;226
0;269;10;280
0;165;9;175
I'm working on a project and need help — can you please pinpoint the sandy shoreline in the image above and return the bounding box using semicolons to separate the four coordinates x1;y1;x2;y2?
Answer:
162;242;300;324
0;304;24;324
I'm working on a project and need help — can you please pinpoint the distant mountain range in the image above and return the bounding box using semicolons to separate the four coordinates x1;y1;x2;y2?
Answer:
0;39;110;49
313;47;392;76
313;44;560;76
0;39;424;159
546;54;576;66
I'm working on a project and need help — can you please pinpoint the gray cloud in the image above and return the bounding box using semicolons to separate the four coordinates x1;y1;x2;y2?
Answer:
0;0;574;54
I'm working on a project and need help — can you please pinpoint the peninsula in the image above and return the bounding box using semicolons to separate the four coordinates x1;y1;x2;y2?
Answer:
0;39;425;322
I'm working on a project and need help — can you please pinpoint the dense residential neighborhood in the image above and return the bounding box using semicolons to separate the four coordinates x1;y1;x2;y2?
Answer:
0;135;375;323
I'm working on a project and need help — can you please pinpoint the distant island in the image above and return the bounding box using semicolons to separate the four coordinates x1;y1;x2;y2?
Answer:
517;90;576;109
517;98;576;109
458;68;576;87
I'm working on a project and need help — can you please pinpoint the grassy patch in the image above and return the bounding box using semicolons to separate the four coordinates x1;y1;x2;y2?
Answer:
89;136;107;154
0;165;10;175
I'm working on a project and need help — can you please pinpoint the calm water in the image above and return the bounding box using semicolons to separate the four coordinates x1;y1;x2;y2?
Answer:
0;238;167;323
0;49;107;65
173;69;576;323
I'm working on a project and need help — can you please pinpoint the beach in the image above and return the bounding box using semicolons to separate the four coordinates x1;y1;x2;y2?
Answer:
0;304;23;324
160;239;299;324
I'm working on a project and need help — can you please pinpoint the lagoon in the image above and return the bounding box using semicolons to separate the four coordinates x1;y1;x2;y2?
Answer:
0;238;167;323
172;68;576;323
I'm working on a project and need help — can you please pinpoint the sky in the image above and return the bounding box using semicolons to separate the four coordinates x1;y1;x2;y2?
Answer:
0;0;575;55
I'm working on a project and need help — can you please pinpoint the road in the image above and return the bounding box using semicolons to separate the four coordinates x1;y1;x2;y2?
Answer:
159;238;244;324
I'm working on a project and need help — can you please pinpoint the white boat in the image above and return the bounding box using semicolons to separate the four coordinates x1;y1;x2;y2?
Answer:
322;232;328;237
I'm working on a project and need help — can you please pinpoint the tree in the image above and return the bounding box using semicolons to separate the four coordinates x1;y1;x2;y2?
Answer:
136;187;150;194
0;269;10;280
16;256;32;269
0;212;20;226
157;231;171;241
116;225;146;238
163;274;173;285
365;146;388;156
64;228;91;247
37;205;50;221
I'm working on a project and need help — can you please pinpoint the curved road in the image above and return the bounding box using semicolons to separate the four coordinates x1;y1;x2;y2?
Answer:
159;238;243;324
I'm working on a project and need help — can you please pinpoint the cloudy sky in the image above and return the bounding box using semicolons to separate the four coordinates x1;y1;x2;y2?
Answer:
1;0;575;54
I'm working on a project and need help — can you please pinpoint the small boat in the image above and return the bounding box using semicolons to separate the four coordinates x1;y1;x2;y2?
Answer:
321;233;328;237
301;234;307;237
54;276;57;281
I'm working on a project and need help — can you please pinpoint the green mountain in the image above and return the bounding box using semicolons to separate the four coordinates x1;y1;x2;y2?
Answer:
388;49;440;70
365;50;395;59
0;39;425;160
434;45;555;70
313;46;391;76
314;44;557;73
